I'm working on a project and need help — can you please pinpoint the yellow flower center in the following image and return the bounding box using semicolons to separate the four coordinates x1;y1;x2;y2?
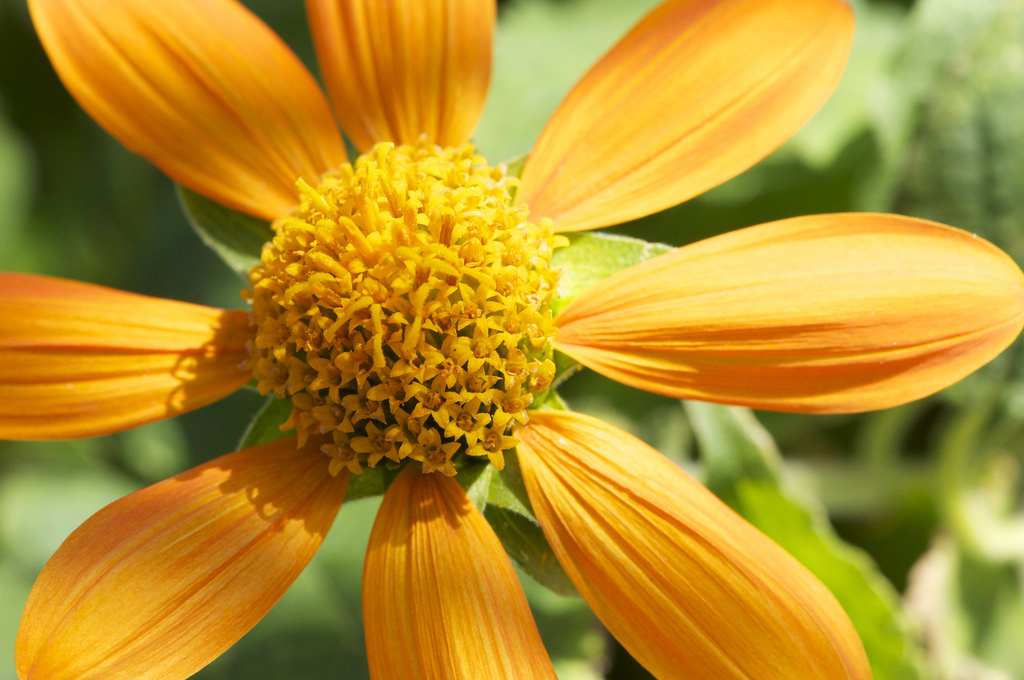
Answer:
245;141;562;477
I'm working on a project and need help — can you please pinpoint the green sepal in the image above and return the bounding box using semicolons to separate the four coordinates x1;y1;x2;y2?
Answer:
238;395;390;502
240;376;261;392
686;401;926;680
533;387;570;412
504;152;528;179
345;467;389;502
550;350;581;392
549;231;672;315
238;396;295;449
177;184;273;279
544;231;671;410
460;454;578;597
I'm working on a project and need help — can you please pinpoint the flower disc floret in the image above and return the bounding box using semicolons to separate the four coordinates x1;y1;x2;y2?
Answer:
247;142;562;477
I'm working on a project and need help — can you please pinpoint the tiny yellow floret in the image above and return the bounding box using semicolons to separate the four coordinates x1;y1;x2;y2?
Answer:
246;142;562;476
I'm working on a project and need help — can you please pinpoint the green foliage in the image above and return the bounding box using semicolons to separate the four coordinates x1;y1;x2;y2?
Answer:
687;402;927;680
239;397;389;502
476;0;662;163
461;454;577;597
895;0;1024;261
905;537;1024;680
461;457;606;679
7;0;1024;678
238;396;296;449
0;100;32;272
0;459;141;680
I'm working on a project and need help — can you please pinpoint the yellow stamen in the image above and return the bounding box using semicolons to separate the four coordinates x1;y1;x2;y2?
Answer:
246;142;563;476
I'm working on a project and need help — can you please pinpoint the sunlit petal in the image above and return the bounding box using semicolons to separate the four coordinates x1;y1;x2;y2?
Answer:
16;436;348;680
29;0;346;219
0;273;252;439
554;215;1024;413
518;411;870;680
306;0;494;150
517;0;853;232
363;467;556;680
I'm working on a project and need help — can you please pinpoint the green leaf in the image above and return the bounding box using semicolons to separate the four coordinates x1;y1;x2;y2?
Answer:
0;559;32;680
458;461;494;510
483;503;576;597
466;459;604;676
688;401;926;680
549;231;672;314
737;481;925;680
177;184;273;278
463;454;577;596
684;400;780;500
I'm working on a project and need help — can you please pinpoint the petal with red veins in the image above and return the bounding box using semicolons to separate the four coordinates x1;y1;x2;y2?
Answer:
0;273;253;439
518;410;870;680
29;0;346;219
363;467;556;680
16;436;348;680
518;0;853;232
554;215;1024;413
306;0;494;150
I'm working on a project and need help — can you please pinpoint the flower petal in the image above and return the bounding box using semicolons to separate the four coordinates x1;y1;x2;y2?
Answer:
363;467;556;680
554;214;1024;413
0;273;253;439
516;0;853;232
29;0;347;219
518;411;870;680
15;436;348;680
305;0;494;150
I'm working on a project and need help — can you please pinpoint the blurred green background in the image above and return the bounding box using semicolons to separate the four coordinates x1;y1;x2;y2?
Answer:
3;0;1024;678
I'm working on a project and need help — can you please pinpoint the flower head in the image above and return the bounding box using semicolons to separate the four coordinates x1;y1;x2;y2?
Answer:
246;141;562;474
6;0;1024;679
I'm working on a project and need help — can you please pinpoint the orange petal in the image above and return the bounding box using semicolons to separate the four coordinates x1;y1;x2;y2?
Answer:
554;214;1024;413
306;0;494;150
518;411;870;680
16;436;348;680
29;0;346;219
363;467;556;680
0;273;253;439
517;0;853;232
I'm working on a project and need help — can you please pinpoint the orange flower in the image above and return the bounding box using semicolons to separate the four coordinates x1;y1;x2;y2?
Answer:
7;1;1024;679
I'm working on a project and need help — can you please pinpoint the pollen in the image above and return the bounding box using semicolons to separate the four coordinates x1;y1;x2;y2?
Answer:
245;141;563;477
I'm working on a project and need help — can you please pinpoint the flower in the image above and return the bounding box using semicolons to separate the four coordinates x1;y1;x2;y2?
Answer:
5;0;1023;679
